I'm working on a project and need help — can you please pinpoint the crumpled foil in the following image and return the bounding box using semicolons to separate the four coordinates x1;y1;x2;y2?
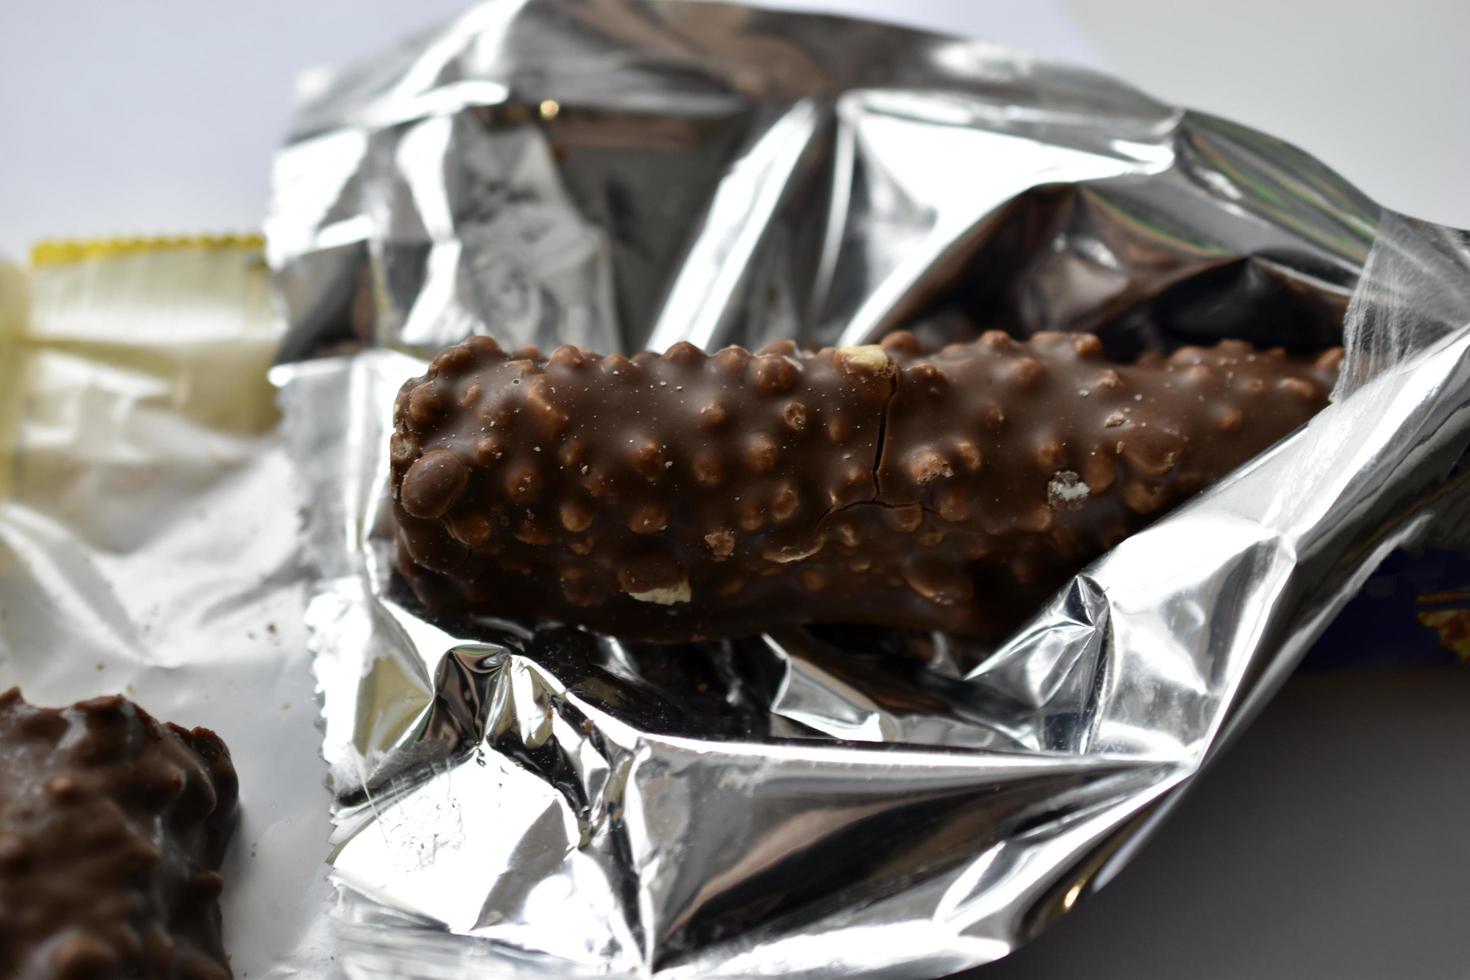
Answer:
0;243;336;977
265;1;1470;976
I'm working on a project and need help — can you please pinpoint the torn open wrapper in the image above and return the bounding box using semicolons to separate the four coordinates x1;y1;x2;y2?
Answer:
265;1;1470;975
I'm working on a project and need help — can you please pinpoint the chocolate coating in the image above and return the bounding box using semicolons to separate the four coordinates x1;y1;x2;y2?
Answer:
0;689;238;980
391;332;1340;641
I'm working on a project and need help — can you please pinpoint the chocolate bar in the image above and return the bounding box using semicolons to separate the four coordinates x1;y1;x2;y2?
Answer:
391;331;1340;641
0;689;238;980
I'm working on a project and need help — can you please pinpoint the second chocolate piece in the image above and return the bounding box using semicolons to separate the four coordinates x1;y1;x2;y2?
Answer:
391;331;1340;640
0;689;239;980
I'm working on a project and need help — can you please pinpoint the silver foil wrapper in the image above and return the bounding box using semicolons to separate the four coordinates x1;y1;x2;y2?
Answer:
266;2;1470;975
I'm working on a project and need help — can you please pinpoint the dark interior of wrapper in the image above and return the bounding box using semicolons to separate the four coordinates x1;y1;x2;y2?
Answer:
914;184;1352;359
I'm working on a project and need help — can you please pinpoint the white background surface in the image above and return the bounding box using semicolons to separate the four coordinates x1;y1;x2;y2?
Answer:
2;2;1468;978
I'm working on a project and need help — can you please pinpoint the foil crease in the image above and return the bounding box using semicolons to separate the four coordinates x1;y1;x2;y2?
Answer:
266;1;1470;975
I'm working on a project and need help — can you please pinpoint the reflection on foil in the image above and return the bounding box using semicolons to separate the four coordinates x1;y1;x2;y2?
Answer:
267;0;1470;975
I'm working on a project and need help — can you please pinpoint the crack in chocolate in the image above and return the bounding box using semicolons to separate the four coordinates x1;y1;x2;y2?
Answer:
869;365;899;502
806;363;898;532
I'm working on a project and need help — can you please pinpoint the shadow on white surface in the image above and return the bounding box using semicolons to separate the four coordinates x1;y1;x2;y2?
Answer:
965;669;1470;980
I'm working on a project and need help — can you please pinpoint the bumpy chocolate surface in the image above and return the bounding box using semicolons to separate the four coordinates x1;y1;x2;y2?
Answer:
391;331;1340;641
0;689;238;980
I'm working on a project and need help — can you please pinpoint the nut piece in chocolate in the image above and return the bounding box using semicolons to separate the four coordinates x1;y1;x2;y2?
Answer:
390;331;1341;642
0;689;239;980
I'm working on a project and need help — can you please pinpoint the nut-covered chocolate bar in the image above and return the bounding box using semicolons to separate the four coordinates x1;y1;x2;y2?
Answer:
391;330;1340;641
0;689;239;980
